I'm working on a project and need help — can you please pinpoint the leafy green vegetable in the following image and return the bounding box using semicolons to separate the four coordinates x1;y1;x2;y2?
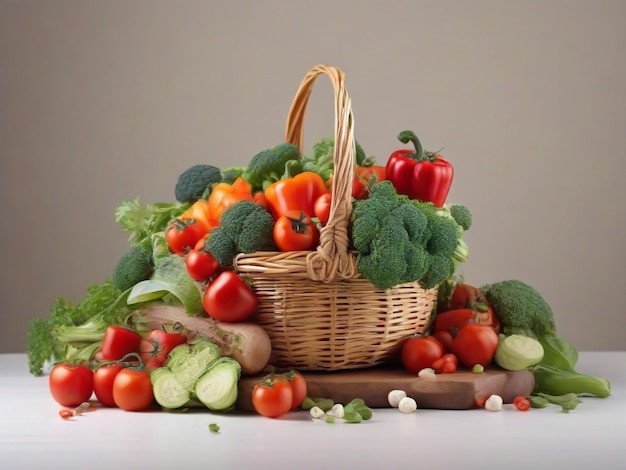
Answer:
27;280;131;376
115;198;187;250
127;254;204;315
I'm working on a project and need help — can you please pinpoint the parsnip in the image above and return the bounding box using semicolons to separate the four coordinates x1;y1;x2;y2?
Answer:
134;303;272;375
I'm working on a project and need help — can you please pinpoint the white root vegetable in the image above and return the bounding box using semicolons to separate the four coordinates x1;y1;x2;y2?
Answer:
310;406;325;419
418;368;437;381
484;394;503;411
398;397;417;414
388;390;407;408
134;303;272;375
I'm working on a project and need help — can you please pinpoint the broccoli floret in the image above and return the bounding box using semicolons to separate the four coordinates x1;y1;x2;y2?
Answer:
111;245;154;291
449;204;472;231
481;279;557;339
174;164;223;203
219;200;276;253
420;254;454;289
350;181;461;290
204;227;237;267
204;199;275;267
27;280;130;376
356;221;410;290
242;143;302;192
425;214;459;260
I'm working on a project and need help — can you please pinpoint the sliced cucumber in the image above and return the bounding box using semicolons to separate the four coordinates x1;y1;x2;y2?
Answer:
194;357;241;411
151;367;190;409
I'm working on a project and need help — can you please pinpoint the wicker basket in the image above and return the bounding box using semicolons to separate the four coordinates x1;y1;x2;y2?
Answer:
233;64;438;371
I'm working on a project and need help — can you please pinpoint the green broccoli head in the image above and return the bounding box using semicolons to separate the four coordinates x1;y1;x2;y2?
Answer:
351;180;460;290
242;143;302;192
425;214;459;260
391;203;428;244
420;254;454;289
111;245;154;291
400;244;430;285
204;227;237;267
175;164;223;203
219;200;276;253
449;204;472;231
356;222;410;290
481;279;557;338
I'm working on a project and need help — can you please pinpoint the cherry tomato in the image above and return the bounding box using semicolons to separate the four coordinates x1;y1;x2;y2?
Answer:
450;324;499;368
202;271;258;323
100;325;142;361
252;374;294;418
282;370;308;410
49;363;94;407
313;193;331;226
93;363;124;407
401;336;445;374
112;368;154;411
352;165;386;199
513;396;531;412
432;353;458;374
273;210;320;252
432;330;453;352
166;218;207;255
185;248;220;281
139;329;187;371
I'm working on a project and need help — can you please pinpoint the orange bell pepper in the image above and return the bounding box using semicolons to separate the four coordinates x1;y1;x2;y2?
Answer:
264;171;329;220
180;199;218;233
208;177;255;222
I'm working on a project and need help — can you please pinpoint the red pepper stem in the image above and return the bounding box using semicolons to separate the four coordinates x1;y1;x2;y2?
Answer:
397;130;426;161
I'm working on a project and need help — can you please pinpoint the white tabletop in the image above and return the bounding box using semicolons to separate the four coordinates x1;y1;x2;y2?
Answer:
1;351;624;469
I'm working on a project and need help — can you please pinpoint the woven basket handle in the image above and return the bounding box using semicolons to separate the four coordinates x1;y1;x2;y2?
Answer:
284;64;358;282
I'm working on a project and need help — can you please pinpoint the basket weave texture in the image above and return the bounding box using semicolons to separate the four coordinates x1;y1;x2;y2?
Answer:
233;65;437;371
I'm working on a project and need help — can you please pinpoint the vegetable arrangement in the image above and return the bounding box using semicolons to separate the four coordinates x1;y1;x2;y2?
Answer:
27;121;610;421
408;279;611;413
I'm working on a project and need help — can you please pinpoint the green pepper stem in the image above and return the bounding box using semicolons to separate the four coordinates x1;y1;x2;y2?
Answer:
397;130;425;161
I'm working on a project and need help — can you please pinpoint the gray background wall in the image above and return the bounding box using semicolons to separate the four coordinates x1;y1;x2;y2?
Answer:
1;0;625;353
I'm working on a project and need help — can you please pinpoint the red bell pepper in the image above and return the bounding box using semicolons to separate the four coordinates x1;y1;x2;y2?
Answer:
385;130;453;207
264;171;329;220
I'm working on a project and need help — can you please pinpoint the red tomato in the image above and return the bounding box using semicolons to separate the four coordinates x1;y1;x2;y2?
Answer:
401;336;445;374
139;329;187;371
100;325;142;361
49;363;94;407
450;324;499;368
93;363;123;407
252;374;294;418
166;218;207;255
513;396;531;412
432;330;453;352
202;271;258;322
352;165;386;199
282;370;308;410
185;248;220;281
112;368;154;411
432;353;458;374
273;210;320;252
313;193;331;226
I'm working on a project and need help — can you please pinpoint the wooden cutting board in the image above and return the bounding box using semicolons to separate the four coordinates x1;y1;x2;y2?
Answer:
237;366;535;411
